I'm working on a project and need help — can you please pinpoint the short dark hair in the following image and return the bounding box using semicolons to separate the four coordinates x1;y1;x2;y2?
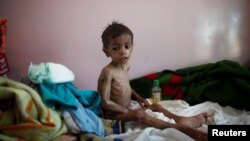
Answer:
101;21;133;48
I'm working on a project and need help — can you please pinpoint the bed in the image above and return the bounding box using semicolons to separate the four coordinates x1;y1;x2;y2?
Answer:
1;60;250;141
81;60;250;141
100;100;250;141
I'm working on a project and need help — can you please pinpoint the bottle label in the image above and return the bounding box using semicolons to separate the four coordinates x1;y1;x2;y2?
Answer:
152;92;161;103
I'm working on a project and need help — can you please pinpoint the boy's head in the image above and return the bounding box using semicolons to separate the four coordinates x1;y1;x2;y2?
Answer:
101;21;134;64
101;21;133;48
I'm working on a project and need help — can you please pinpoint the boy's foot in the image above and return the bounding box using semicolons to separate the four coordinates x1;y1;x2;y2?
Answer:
148;103;208;128
176;113;208;128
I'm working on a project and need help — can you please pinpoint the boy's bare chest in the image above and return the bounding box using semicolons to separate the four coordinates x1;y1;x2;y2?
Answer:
111;70;131;93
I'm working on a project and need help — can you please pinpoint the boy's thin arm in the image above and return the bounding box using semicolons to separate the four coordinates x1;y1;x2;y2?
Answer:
101;88;129;114
131;89;150;107
131;89;142;99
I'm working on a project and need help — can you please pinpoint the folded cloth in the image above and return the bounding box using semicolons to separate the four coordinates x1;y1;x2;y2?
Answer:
39;82;105;136
0;77;67;141
28;62;75;84
39;82;101;115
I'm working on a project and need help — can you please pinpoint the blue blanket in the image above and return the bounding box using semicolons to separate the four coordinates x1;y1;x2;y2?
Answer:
39;82;105;136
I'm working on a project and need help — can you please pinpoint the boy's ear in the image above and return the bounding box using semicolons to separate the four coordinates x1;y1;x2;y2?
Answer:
102;48;110;57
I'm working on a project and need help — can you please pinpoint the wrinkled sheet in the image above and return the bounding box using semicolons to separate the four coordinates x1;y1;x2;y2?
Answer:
105;100;250;141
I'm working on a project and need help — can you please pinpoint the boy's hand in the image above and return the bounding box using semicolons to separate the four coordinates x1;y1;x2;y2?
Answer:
136;96;150;107
132;90;150;107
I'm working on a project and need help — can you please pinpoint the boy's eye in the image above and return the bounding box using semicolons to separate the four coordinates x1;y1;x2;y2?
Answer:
112;47;119;51
125;44;130;49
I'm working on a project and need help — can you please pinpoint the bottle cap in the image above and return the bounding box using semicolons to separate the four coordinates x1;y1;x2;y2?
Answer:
153;79;160;86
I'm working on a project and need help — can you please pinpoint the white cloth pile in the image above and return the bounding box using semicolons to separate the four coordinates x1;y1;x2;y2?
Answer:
106;100;250;141
28;62;75;84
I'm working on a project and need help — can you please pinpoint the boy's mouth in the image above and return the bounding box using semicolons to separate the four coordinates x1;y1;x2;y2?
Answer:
120;57;128;61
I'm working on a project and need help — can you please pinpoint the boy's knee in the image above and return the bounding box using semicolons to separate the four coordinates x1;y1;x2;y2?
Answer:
134;109;146;123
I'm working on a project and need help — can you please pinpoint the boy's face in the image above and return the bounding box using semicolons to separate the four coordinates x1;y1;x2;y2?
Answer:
103;33;133;65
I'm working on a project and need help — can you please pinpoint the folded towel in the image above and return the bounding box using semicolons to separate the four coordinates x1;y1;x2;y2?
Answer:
28;62;75;84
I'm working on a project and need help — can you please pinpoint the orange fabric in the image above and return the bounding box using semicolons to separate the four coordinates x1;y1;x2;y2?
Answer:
0;18;9;75
0;18;7;54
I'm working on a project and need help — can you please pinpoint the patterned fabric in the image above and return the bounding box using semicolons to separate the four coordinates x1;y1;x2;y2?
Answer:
0;18;7;54
0;54;9;75
0;18;9;76
0;77;67;141
130;60;250;110
79;119;124;141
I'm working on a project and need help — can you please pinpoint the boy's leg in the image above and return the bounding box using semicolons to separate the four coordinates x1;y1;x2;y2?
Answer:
114;108;208;141
148;103;208;128
114;108;178;129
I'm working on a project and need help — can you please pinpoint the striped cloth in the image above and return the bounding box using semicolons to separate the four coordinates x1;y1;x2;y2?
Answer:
0;77;67;141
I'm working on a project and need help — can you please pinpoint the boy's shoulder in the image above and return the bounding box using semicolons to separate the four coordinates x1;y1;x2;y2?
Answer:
101;64;114;75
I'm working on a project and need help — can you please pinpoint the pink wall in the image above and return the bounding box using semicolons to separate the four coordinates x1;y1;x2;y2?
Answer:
1;0;250;90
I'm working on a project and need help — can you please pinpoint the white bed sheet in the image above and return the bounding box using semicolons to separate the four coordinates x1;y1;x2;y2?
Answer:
105;100;250;141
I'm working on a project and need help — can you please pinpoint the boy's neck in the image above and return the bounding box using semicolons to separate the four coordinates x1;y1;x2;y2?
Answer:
111;61;128;68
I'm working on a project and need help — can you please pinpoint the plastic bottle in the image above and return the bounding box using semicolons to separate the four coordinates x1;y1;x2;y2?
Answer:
152;79;162;103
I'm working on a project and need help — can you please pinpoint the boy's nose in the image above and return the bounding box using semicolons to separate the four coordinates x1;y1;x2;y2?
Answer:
119;48;126;55
119;51;124;55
